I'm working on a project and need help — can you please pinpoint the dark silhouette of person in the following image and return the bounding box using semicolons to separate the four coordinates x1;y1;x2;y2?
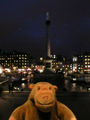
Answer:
8;82;13;93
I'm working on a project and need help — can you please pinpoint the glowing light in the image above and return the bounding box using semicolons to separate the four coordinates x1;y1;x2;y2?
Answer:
18;69;21;72
27;68;31;71
73;57;77;62
73;78;77;81
21;83;26;89
40;57;43;61
39;69;43;73
5;68;11;72
0;68;2;73
87;87;90;91
0;65;3;73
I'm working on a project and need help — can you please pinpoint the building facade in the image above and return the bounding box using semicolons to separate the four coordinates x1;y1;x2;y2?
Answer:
0;51;31;69
84;52;90;73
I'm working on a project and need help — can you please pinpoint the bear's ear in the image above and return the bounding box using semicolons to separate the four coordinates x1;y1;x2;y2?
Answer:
53;85;58;91
28;84;35;90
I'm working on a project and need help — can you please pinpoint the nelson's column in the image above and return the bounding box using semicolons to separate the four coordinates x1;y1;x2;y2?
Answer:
45;12;53;69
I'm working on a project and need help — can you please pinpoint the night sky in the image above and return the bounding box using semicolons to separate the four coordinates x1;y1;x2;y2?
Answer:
0;0;90;59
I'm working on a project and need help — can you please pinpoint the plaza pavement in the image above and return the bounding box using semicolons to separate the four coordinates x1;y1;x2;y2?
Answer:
0;76;90;120
0;91;90;120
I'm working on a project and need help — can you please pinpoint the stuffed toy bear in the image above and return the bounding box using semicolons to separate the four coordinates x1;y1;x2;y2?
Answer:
9;82;77;120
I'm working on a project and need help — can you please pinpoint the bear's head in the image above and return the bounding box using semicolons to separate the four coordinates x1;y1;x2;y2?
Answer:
28;82;58;113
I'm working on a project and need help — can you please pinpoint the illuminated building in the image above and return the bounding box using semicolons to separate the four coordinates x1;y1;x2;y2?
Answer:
62;57;72;74
84;52;90;73
77;55;84;73
0;51;31;69
72;56;78;72
72;55;84;73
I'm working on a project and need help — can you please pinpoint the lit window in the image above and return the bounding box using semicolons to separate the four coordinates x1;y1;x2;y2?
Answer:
73;57;77;61
19;57;21;59
73;64;77;67
67;65;69;67
85;59;87;61
85;65;87;68
88;65;90;68
70;65;72;67
63;58;65;61
85;62;87;64
54;55;56;58
22;60;24;62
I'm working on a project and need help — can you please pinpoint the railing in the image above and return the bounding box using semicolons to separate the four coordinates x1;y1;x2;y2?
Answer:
0;79;9;85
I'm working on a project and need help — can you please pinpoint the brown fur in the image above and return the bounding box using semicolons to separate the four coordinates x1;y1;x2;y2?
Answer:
9;82;77;120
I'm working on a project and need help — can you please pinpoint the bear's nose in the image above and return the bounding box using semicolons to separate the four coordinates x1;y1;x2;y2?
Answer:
43;96;48;99
43;96;48;103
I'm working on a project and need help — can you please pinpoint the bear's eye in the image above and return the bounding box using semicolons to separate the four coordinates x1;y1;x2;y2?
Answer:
49;87;51;90
38;87;40;90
